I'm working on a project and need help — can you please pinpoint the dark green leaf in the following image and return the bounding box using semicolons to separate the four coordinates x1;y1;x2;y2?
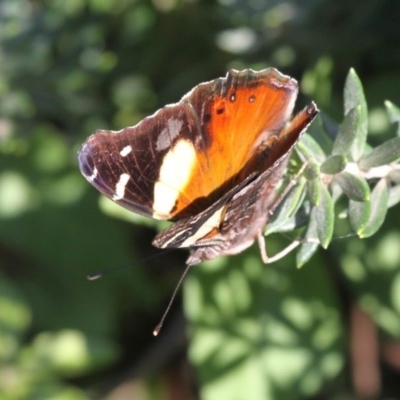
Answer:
315;182;334;248
358;137;400;169
320;155;347;174
296;207;320;268
332;106;361;157
359;178;389;238
349;199;371;236
335;172;370;202
344;69;368;160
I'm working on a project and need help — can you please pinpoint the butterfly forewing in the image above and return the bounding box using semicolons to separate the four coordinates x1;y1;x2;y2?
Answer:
79;68;299;221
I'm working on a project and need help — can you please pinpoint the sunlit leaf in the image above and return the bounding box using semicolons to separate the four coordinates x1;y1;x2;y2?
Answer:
296;207;319;268
186;249;344;400
388;185;400;208
358;137;400;169
359;178;389;238
385;100;400;124
31;330;120;377
344;69;368;160
315;183;334;248
349;199;371;236
332;106;361;157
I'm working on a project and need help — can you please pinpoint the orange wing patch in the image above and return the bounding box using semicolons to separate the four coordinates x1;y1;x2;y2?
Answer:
173;69;299;217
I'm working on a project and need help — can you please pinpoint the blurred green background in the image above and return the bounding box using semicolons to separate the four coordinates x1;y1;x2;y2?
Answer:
1;0;400;399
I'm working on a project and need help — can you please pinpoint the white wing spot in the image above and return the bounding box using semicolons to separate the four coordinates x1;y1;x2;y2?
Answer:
153;139;196;219
156;118;183;151
113;173;130;201
87;167;98;183
120;145;132;157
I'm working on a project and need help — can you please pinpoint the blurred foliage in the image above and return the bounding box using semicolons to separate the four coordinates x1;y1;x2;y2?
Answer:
1;0;400;399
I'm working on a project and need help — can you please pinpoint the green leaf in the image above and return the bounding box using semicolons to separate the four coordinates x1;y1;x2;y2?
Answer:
335;172;370;202
321;112;339;141
296;208;320;268
265;179;307;235
344;69;368;160
359;178;389;238
389;169;400;184
388;185;400;208
304;162;320;181
268;208;309;233
349;199;371;236
308;178;320;206
332;106;361;157
315;182;334;248
0;273;31;360
385;100;400;124
358;137;400;169
186;250;344;400
320;155;347;175
296;133;326;163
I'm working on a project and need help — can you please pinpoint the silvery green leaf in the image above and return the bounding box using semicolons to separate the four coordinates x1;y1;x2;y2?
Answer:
307;178;320;206
296;207;319;268
266;180;306;235
359;178;389;238
332;106;361;157
358;137;400;169
344;69;368;160
315;182;334;248
335;172;370;202
268;207;309;233
349;199;371;236
388;185;400;208
320;155;347;175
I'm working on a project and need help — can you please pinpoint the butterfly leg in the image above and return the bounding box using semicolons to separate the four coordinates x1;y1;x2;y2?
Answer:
257;231;320;264
257;160;315;263
257;231;301;264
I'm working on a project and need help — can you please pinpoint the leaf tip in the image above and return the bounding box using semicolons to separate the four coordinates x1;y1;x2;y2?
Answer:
384;100;393;108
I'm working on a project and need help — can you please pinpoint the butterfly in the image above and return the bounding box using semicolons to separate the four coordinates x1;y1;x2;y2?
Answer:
79;68;318;266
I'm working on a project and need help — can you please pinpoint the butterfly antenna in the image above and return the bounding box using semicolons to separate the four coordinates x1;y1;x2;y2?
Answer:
153;262;193;337
86;249;176;281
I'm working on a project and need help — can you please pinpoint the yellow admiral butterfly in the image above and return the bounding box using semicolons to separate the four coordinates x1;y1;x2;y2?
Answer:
79;68;318;266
